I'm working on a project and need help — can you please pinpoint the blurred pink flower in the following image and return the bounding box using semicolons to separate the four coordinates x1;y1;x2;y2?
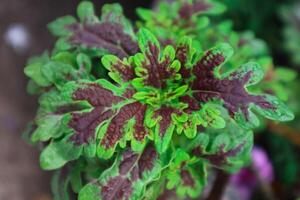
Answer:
223;146;274;200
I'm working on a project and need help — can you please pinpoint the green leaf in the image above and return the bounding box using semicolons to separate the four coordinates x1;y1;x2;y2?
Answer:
79;144;172;200
25;51;92;90
45;80;150;159
57;2;138;58
24;52;51;87
199;103;226;129
165;149;206;198
101;54;135;84
137;0;226;42
252;94;294;121
77;53;92;73
51;170;71;200
176;39;293;127
40;137;83;170
78;184;99;200
31;114;66;142
188;119;253;172
77;1;96;22
137;28;160;54
69;160;85;193
48;16;77;37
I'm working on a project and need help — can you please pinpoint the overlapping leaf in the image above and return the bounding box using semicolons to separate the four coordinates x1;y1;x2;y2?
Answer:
175;37;294;128
165;149;206;199
61;80;149;159
186;114;253;172
33;28;293;171
24;1;297;200
137;0;225;43
79;144;171;200
103;29;225;153
49;1;138;58
31;80;147;170
178;0;225;19
24;51;92;92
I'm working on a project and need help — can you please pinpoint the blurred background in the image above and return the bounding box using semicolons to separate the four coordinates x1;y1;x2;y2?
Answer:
0;0;299;200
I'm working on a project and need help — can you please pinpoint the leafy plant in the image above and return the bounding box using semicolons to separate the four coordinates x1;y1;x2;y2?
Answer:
24;1;294;199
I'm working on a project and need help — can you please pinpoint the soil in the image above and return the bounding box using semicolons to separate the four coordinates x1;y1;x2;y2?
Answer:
0;0;152;199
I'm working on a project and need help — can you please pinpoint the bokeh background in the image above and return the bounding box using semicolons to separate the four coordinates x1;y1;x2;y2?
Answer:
0;0;299;200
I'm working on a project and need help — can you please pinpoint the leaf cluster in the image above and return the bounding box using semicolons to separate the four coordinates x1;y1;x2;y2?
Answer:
24;1;295;199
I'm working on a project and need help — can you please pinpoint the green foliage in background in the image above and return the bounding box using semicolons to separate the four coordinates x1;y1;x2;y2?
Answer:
281;3;300;67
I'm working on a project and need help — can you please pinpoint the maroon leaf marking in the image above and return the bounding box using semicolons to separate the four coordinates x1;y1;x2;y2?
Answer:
179;0;212;20
55;104;89;114
137;144;158;177
122;88;136;99
191;72;274;118
142;42;175;89
72;83;124;107
69;83;123;145
66;22;139;58
119;150;139;176
70;107;114;145
130;165;140;182
101;176;132;200
111;60;135;82
180;169;195;187
192;50;225;79
192;142;245;166
176;44;191;80
102;145;158;199
183;50;275;118
120;145;158;181
132;104;148;141
157;189;177;200
180;95;201;113
159;38;175;48
100;102;148;149
154;106;178;137
68;82;149;147
176;43;276;119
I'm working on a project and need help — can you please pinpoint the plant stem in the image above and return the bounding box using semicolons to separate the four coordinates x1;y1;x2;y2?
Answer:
205;170;229;200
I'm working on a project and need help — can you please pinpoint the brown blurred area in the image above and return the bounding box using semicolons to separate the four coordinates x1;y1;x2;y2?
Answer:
0;0;79;199
0;0;152;199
